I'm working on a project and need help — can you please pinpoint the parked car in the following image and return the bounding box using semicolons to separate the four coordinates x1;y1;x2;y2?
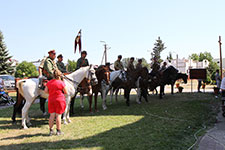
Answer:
0;75;15;90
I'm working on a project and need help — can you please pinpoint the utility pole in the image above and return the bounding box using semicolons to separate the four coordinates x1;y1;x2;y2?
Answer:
219;36;222;78
100;41;110;65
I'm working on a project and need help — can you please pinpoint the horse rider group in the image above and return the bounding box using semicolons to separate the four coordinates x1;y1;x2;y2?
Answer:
38;49;171;88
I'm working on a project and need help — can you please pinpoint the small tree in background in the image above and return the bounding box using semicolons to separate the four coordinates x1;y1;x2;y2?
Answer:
151;36;166;64
167;52;173;62
15;61;38;78
0;30;14;74
67;59;77;72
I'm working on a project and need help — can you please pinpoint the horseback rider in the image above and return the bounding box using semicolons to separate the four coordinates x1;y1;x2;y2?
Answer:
114;55;124;71
127;57;135;72
105;62;113;72
56;54;67;73
43;50;58;80
76;51;89;70
136;59;143;71
160;62;167;73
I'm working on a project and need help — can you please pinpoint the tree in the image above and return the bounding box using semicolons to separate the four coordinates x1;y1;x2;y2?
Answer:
190;53;199;61
151;36;166;63
0;30;14;74
167;52;173;62
67;59;77;72
15;61;38;78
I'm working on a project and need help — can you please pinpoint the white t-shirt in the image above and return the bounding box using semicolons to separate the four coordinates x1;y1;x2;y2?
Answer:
220;77;225;90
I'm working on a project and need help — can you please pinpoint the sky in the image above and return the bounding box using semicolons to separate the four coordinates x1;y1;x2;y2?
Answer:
0;0;225;65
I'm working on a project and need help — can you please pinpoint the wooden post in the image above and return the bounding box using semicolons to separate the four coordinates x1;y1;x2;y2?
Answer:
219;36;222;78
104;44;107;64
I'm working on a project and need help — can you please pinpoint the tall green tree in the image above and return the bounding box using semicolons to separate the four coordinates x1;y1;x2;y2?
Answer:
151;36;166;63
67;59;77;72
0;30;14;74
15;61;38;78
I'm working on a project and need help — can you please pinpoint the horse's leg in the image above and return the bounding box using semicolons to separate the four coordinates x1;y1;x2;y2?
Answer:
125;88;131;106
88;94;93;113
109;88;114;104
102;86;108;110
21;101;32;129
171;84;174;95
159;85;163;99
70;93;77;115
40;97;47;116
155;88;158;95
12;92;23;123
80;94;84;109
143;88;148;102
115;88;120;102
136;87;141;104
94;92;98;112
64;96;72;124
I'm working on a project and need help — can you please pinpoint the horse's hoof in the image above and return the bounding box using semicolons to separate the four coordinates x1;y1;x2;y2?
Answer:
22;126;28;129
67;119;71;123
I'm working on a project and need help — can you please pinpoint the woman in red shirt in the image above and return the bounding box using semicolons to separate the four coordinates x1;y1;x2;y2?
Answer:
45;69;67;136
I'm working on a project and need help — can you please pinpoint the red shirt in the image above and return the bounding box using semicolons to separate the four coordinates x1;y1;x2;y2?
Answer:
46;79;65;102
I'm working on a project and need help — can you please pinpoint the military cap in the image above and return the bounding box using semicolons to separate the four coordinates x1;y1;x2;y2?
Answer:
48;50;56;54
57;54;63;58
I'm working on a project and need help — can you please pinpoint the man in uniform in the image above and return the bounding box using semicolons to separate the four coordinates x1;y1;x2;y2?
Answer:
43;50;58;80
127;57;135;72
114;55;124;70
76;51;89;70
160;62;167;72
56;54;67;73
136;59;143;71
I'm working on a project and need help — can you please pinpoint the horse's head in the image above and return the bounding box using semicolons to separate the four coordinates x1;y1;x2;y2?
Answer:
182;73;188;84
119;70;127;82
95;66;111;85
87;65;98;85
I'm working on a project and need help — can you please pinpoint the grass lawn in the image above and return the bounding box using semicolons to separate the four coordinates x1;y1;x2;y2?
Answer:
0;92;220;150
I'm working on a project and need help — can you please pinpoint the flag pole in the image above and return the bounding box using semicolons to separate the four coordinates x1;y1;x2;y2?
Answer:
219;36;222;78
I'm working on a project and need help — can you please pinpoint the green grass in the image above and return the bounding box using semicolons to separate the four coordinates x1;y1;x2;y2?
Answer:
0;93;220;150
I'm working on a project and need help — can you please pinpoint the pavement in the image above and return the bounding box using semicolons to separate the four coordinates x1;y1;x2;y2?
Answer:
197;111;225;150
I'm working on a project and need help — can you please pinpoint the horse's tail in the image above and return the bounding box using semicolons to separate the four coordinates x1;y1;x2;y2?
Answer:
17;80;25;98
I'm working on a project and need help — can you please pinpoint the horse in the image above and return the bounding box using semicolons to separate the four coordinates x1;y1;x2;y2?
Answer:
158;66;188;99
70;65;110;113
14;65;97;129
104;67;149;107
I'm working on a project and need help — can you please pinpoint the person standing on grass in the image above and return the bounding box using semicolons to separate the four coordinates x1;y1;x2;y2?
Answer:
215;69;221;88
45;69;67;136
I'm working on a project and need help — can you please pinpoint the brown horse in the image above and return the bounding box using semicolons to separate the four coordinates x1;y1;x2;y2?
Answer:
70;65;110;113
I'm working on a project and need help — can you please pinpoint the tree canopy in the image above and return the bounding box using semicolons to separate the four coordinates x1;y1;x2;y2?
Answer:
67;59;77;72
15;61;38;78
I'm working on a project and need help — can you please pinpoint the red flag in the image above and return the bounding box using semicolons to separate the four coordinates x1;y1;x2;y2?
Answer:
74;30;82;53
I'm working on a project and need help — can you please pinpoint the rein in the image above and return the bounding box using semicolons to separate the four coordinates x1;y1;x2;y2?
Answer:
62;74;80;85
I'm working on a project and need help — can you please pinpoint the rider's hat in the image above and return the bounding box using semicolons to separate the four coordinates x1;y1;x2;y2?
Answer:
57;54;63;58
48;50;56;54
81;51;87;55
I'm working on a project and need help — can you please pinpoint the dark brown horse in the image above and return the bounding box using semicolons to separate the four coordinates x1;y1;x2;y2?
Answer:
70;65;110;113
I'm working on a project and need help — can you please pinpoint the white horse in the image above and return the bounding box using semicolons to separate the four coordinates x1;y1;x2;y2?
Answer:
16;65;97;129
101;70;125;110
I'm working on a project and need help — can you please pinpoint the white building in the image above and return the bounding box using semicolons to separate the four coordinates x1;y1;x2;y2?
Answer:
164;58;209;74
